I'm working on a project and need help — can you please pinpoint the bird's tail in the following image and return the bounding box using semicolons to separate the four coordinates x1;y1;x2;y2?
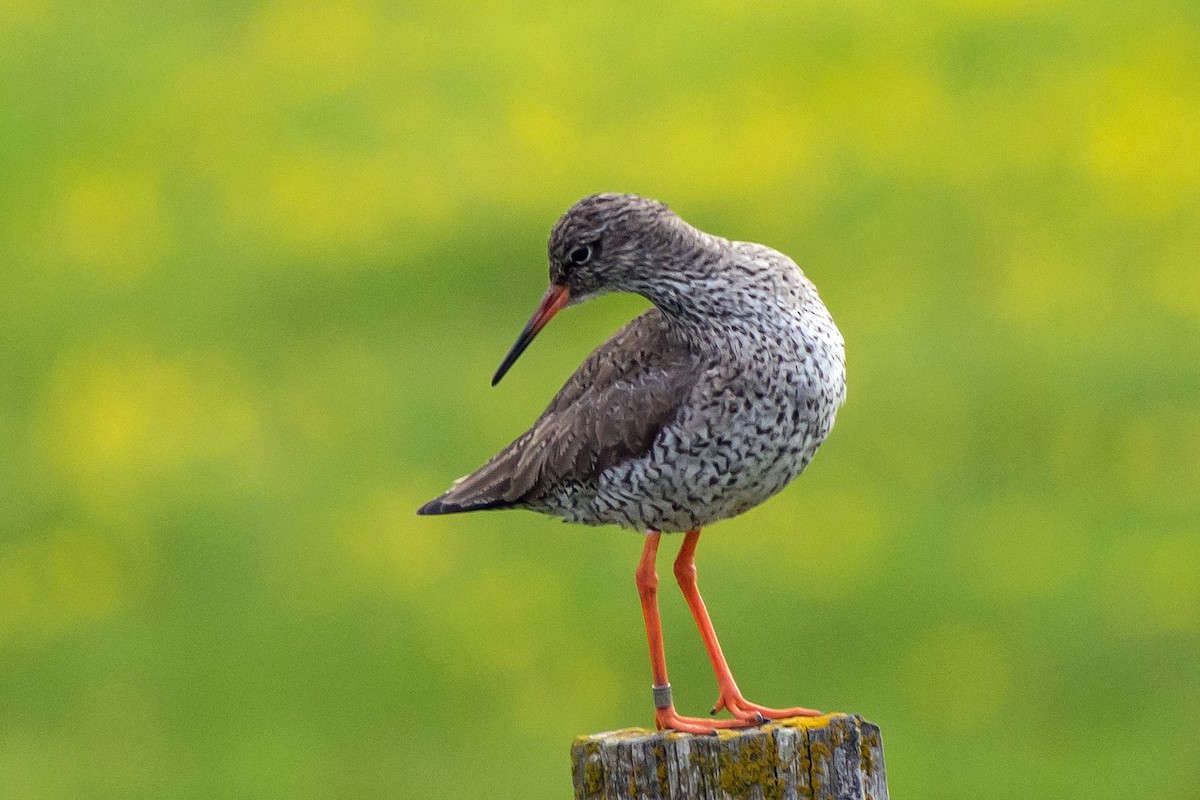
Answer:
415;442;531;516
415;492;510;516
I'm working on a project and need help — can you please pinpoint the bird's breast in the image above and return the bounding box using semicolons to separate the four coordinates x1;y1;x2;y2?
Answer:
575;313;844;532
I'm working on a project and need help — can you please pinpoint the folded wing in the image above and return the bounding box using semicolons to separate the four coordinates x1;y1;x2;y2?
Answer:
417;309;698;515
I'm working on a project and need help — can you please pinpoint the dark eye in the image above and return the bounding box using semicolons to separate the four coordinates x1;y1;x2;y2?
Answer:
569;244;592;265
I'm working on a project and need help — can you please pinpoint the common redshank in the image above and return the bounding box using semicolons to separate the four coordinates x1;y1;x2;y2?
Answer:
418;193;847;733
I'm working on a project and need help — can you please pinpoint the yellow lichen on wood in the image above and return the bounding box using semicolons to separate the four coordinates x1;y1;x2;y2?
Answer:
717;732;785;800
860;727;879;777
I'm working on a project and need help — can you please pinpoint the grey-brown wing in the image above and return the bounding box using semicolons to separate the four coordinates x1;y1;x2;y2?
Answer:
417;309;698;514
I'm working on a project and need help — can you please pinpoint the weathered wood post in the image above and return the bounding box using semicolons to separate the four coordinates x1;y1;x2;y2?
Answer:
571;713;886;800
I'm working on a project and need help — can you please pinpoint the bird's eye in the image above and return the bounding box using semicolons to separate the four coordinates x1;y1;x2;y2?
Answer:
569;245;592;265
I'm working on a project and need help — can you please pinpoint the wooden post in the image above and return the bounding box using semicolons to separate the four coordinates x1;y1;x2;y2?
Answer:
570;713;887;800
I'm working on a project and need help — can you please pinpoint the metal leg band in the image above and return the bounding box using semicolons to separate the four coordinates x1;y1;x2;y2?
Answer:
652;683;673;709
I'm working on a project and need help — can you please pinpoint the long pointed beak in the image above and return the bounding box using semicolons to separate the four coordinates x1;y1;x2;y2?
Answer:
492;283;571;386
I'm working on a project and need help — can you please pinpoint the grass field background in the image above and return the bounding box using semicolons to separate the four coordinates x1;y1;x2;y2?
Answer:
2;1;1198;797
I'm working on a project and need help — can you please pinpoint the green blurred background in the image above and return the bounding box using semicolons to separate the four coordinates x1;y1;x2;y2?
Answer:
2;1;1198;798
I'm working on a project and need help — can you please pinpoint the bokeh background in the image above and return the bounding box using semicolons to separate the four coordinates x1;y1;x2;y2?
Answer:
2;1;1199;798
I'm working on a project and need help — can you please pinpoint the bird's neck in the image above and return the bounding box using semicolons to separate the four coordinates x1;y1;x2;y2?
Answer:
632;237;815;349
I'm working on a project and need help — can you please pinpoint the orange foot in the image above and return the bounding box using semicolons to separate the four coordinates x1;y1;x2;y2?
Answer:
655;705;766;735
712;691;822;721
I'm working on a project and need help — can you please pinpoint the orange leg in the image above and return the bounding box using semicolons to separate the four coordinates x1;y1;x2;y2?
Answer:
674;529;822;721
636;532;757;734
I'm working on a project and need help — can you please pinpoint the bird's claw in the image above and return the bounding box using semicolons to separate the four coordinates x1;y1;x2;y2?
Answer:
655;706;760;735
703;693;774;725
709;692;821;724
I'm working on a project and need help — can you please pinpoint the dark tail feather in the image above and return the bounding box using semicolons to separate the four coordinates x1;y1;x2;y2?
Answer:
416;437;534;517
416;492;512;516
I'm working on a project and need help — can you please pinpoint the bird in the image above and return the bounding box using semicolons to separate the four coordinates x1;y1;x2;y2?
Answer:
417;193;846;734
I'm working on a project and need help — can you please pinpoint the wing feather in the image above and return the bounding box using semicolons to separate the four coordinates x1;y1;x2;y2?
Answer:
417;308;698;515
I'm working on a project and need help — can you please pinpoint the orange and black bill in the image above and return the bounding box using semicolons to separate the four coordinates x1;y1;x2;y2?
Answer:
492;284;571;386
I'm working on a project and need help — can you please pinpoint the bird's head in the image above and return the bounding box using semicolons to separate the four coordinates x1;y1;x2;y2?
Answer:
545;193;679;303
492;193;693;385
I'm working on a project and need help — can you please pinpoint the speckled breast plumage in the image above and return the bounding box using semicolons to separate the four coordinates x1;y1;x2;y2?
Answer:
526;245;846;533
